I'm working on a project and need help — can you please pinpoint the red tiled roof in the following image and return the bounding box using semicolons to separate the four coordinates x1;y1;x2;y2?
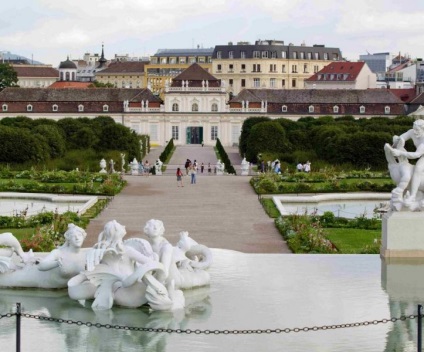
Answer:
171;63;219;87
305;62;366;82
12;65;59;78
388;88;417;103
48;81;93;89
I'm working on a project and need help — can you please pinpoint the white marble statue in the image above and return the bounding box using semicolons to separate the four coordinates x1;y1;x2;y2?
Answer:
385;119;424;211
120;153;126;173
216;160;225;175
0;224;88;288
68;220;172;311
99;158;107;174
155;159;163;175
143;219;212;290
241;157;250;176
130;158;139;175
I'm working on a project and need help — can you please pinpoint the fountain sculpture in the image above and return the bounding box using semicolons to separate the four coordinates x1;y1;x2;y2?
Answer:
0;219;212;311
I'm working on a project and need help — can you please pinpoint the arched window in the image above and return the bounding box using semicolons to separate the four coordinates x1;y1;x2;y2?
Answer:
309;105;314;113
103;105;109;112
282;105;287;112
172;103;179;112
52;104;58;112
333;105;339;114
360;105;365;114
78;104;84;112
27;104;33;112
65;72;70;81
192;103;199;112
385;106;390;114
2;104;7;112
211;103;218;112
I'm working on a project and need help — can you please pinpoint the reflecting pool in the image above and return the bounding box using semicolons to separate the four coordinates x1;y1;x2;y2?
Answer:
274;193;391;219
0;249;421;352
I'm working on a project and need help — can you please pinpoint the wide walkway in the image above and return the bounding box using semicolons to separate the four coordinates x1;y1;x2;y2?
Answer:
84;146;290;253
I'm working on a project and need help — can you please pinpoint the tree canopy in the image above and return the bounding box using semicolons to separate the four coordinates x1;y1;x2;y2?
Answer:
0;63;18;90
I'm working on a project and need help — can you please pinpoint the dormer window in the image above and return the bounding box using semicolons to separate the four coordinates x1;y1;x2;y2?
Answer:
52;104;58;112
309;105;314;113
333;105;339;114
385;106;390;114
27;104;33;112
103;105;109;112
282;105;287;112
2;104;7;112
78;104;84;112
360;106;365;114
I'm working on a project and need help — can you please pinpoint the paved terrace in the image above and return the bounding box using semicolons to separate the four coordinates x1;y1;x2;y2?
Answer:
84;146;290;253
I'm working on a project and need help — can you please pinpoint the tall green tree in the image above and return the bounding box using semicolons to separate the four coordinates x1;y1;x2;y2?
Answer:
0;63;18;90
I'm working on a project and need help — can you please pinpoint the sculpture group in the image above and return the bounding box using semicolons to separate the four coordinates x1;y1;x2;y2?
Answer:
385;119;424;211
0;219;212;311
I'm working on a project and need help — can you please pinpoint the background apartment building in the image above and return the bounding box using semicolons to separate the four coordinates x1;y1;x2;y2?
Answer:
211;40;342;97
145;48;213;97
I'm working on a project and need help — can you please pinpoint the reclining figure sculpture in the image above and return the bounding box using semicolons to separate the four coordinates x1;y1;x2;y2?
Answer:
0;219;212;312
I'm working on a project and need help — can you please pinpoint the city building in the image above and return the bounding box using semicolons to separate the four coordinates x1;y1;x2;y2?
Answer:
12;64;59;88
95;61;147;88
145;47;213;97
359;52;392;80
304;62;376;89
211;40;343;96
72;44;109;82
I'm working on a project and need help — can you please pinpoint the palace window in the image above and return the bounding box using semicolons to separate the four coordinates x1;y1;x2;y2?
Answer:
217;51;222;59
293;51;297;59
307;52;312;60
360;105;366;114
229;51;234;59
292;79;296;88
172;126;179;140
217;64;222;71
241;64;246;72
211;126;218;140
270;64;276;72
282;105;287;112
385;106;391;114
309;105;314;113
270;78;276;88
262;51;268;58
78;104;84;112
281;51;286;58
300;52;305;59
211;103;218;112
241;79;246;87
282;79;286;87
103;105;109;112
52;104;58;112
172;103;179;112
179;57;186;64
27;104;33;112
253;64;261;72
253;51;260;58
241;51;246;59
282;64;286;73
271;51;277;59
253;78;260;88
324;53;329;60
192;103;199;112
292;65;298;73
303;64;308;73
2;104;7;112
333;105;339;114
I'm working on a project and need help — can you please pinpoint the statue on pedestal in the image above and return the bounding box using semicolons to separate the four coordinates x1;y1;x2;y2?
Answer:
241;157;250;175
155;159;163;175
216;160;224;175
130;158;139;175
120;153;126;173
385;119;424;211
99;158;107;173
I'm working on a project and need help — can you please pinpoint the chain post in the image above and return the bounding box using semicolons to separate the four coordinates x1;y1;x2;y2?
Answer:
16;303;21;352
418;304;423;352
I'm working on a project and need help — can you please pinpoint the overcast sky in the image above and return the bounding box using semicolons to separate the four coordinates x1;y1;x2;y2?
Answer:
1;0;423;67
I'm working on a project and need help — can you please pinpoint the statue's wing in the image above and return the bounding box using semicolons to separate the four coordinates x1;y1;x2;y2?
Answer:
85;265;122;287
124;238;155;259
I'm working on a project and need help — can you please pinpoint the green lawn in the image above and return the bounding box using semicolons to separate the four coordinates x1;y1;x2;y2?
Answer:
0;227;36;240
324;227;381;253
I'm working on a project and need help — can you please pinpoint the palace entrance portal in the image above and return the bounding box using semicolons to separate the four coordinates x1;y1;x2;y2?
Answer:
186;127;203;144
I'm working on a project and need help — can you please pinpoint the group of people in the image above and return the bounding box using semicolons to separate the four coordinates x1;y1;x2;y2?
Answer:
297;161;311;173
139;160;151;176
176;159;213;187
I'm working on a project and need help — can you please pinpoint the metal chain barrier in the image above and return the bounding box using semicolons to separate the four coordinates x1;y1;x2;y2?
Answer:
8;313;417;335
0;313;16;319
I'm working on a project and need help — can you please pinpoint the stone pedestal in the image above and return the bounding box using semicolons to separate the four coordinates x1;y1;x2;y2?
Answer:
381;211;424;258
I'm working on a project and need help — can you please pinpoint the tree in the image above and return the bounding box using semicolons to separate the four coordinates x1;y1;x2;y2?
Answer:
32;125;67;158
239;117;270;157
91;80;115;88
0;63;18;90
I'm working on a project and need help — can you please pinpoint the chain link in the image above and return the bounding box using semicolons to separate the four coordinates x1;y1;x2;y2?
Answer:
6;313;415;335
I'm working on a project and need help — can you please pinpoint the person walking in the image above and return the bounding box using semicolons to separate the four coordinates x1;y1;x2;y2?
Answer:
189;164;197;184
207;162;212;174
200;162;204;173
185;159;191;175
176;167;184;187
143;160;150;177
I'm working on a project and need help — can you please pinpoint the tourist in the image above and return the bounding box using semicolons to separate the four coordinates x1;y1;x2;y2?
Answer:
143;160;150;177
189;164;197;184
201;162;204;173
184;159;191;175
260;160;265;173
304;161;311;173
274;161;281;174
176;167;184;187
207;162;212;174
297;162;304;172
